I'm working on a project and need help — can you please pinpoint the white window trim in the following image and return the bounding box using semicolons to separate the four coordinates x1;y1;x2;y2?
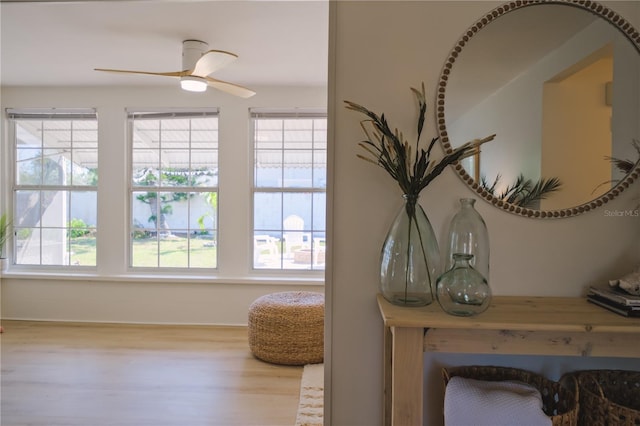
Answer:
250;109;327;274
126;108;220;271
7;107;99;269
2;105;325;285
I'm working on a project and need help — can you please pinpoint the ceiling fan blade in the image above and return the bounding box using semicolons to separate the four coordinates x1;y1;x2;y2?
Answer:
205;76;256;98
191;50;238;77
94;68;188;77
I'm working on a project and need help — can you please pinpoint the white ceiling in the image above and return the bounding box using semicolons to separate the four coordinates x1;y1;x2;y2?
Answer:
0;0;613;100
0;1;329;89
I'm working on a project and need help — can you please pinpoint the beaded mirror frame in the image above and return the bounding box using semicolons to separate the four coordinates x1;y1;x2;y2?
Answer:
437;0;640;218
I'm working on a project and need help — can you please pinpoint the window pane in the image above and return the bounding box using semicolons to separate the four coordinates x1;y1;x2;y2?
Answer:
132;191;181;235
132;191;155;229
162;150;190;175
15;227;39;265
191;130;218;146
284;119;314;149
132;235;158;267
41;190;66;228
70;232;96;266
191;117;218;147
189;234;217;268
70;192;97;228
193;192;217;233
132;162;160;187
72;150;98;185
73;121;98;148
191;150;218;187
159;238;188;267
255;150;282;187
41;149;67;185
129;112;218;270
283;229;310;254
43;123;71;149
16;122;41;148
313;150;327;188
16;148;42;185
255;119;283;150
283;192;312;230
132;120;160;148
15;190;41;227
254;192;282;231
284;150;313;187
313;193;326;231
41;228;66;265
253;232;281;269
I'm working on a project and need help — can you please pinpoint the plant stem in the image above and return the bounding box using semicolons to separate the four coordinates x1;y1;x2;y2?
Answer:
414;212;433;301
404;197;433;304
404;210;412;303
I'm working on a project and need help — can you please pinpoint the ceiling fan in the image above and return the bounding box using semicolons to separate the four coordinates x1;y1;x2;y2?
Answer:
95;40;256;98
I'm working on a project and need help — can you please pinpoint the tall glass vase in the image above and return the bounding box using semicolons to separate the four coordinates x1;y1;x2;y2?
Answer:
443;198;489;284
380;194;440;307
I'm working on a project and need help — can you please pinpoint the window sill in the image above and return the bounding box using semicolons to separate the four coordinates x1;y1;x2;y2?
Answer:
0;270;325;286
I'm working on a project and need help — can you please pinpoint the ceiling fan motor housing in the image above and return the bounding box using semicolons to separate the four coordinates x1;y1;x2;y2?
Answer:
182;40;209;71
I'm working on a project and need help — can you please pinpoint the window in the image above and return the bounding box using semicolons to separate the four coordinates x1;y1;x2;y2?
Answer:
5;103;326;280
129;110;218;269
252;110;327;270
9;109;98;266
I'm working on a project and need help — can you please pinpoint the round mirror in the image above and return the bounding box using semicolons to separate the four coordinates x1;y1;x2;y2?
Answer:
437;0;640;218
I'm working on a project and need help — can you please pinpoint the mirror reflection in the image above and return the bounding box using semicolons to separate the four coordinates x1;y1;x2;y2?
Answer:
441;2;640;215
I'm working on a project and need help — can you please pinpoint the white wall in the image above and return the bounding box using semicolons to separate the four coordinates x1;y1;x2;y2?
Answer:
451;17;627;204
327;1;640;425
1;85;326;324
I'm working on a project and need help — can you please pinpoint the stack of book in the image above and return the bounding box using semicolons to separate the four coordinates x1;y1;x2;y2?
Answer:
587;284;640;317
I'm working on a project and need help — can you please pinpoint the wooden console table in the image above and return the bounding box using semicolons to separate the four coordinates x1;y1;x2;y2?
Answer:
377;294;640;426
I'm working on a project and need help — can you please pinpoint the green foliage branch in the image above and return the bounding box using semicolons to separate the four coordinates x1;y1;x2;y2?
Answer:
344;83;495;198
481;174;563;208
0;213;11;258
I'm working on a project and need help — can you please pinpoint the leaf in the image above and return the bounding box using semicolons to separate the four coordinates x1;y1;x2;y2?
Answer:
345;85;495;196
0;213;10;248
481;174;562;208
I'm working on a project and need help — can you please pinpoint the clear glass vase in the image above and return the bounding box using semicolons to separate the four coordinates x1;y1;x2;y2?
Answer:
380;194;440;307
444;198;489;284
436;253;491;316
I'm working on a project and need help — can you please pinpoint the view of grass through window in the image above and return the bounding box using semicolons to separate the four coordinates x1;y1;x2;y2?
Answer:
10;109;98;266
129;110;219;269
9;108;326;273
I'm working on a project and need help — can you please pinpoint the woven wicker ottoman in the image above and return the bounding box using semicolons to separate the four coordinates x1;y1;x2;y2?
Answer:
248;291;324;365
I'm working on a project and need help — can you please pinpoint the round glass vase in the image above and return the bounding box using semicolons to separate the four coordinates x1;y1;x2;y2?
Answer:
444;198;489;285
380;194;440;307
436;253;491;316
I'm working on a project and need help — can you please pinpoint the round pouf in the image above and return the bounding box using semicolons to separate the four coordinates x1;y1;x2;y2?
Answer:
248;291;324;365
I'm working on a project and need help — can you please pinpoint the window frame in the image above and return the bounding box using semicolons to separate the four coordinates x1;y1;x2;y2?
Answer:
127;108;220;271
7;108;99;269
250;109;327;273
3;103;326;283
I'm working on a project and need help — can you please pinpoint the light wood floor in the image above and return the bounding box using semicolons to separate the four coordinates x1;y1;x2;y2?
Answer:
0;320;303;426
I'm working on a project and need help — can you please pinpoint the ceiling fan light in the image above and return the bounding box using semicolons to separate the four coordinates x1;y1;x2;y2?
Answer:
180;76;207;92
